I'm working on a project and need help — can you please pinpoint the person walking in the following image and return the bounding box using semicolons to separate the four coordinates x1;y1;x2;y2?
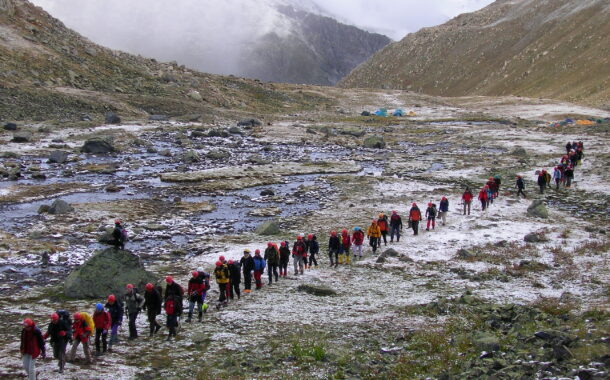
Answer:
278;242;290;277
143;283;162;336
389;211;402;242
110;219;127;250
352;227;365;259
340;229;352;265
186;271;205;322
227;260;241;300
164;276;184;320
408;203;422;235
240;250;254;292
366;220;381;253
478;186;488;211
425;202;437;231
264;242;280;284
438;197;449;226
105;294;123;352
516;175;526;198
164;294;179;341
92;303;111;356
292;236;307;275
124;283;144;340
214;261;230;305
68;313;92;364
328;231;340;267
553;166;562;189
253;250;266;287
307;235;319;268
377;213;389;246
462;188;473;215
43;312;70;373
537;171;546;194
20;318;45;380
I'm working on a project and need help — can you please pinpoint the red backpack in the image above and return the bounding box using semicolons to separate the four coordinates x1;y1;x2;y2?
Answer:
165;299;175;316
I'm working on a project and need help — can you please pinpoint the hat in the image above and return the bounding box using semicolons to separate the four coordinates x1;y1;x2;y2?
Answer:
126;283;134;290
442;196;447;200
392;210;397;214
51;313;59;321
192;270;198;277
341;229;347;234
244;249;251;254
412;203;417;207
73;312;81;321
165;276;173;284
215;261;222;267
255;249;261;254
280;242;286;247
267;242;273;248
228;259;234;265
114;218;122;225
354;227;360;231
307;234;313;239
428;202;432;207
107;294;116;303
197;267;204;273
23;318;34;327
145;283;154;291
96;303;103;311
296;235;302;240
330;231;337;236
219;255;225;262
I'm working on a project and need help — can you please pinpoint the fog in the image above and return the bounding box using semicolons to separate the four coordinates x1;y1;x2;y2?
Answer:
30;0;494;76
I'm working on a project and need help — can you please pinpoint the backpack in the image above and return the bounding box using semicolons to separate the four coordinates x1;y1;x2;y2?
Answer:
120;227;129;242
165;298;175;316
56;310;73;336
203;274;211;291
80;311;95;331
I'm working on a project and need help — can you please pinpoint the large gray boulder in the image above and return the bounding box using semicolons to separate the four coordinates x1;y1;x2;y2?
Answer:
104;112;121;124
254;220;280;235
527;200;548;219
48;199;73;214
64;248;157;298
363;136;385;149
12;131;32;143
81;137;115;154
48;150;69;164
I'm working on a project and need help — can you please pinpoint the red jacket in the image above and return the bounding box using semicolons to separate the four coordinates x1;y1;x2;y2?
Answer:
352;230;364;245
409;207;421;222
462;191;473;203
188;278;206;296
73;319;92;342
478;190;488;201
341;233;351;249
20;326;45;359
93;311;111;330
377;218;389;232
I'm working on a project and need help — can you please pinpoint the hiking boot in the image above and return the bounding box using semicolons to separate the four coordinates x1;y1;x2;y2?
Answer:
155;324;161;333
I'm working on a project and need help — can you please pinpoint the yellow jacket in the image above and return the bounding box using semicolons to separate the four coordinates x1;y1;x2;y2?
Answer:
367;223;381;238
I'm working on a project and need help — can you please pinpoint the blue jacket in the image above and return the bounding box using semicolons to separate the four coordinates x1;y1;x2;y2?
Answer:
439;199;449;212
253;256;266;271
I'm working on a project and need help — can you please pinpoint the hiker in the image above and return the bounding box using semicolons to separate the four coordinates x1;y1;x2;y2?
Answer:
537;171;546;194
124;283;144;340
214;261;230;305
565;165;574;187
186;270;205;322
20;318;45;380
352;227;365;259
240;249;254;292
164;276;184;318
516;176;526;198
438;197;449;226
164;294;179;340
425;202;437;231
264;242;279;284
197;267;211;306
544;169;552;188
478;187;488;211
377;213;389;246
493;176;502;198
328;231;340;267
110;219;126;250
486;177;497;205
43;312;70;373
553;166;562;189
105;294;123;351
143;283;162;336
576;146;584;165
92;303;110;356
565;141;572;154
408;203;422;235
278;242;290;277
366;219;381;253
302;234;311;270
253;250;266;288
292;236;307;275
389;210;403;242
308;235;320;268
227;260;241;299
340;229;352;264
68;312;92;364
462;188;473;215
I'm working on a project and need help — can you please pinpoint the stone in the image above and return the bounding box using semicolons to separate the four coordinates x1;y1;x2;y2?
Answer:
510;146;527;157
473;332;500;352
187;90;203;101
149;114;169;121
237;118;262;128
32;173;46;180
98;227;115;244
159;149;172;157
383;248;399;257
206;150;230;160
105;184;122;192
48;150;69;164
228;126;244;135
37;205;51;214
182;150;200;163
457;248;477;259
363;136;385;149
524;232;548;243
64;248;157;298
207;129;230;138
340;128;366;137
104;112;121;124
376;255;386;263
84;46;98;56
296;284;336;296
12;131;32;143
255;220;280;235
399;255;414;262
81;137;115;154
3;122;17;131
248;207;281;217
527;200;548;219
260;189;275;196
48;199;74;214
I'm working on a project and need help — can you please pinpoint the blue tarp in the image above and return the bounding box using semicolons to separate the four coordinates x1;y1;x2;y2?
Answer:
393;109;404;116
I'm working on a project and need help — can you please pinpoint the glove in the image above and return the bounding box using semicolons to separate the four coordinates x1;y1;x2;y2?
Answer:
58;331;66;337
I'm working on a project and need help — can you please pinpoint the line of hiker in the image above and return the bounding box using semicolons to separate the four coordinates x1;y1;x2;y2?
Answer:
535;140;584;195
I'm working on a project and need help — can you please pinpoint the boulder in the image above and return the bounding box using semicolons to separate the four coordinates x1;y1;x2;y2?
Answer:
376;255;386;263
105;184;122;193
228;126;244;135
3;122;17;131
473;332;500;352
524;232;548;243
457;248;477;259
48;199;74;214
12;131;32;143
260;189;275;196
187;90;203;101
148;114;169;121
527;200;548;219
81;137;115;154
207;129;230;138
237;118;262;128
206;150;230;160
296;284;336;296
255;220;280;235
98;227;115;244
510;146;527;158
182;150;200;163
104;112;121;124
48;150;69;164
340;128;366;137
64;248;157;298
383;248;399;257
363;136;385;149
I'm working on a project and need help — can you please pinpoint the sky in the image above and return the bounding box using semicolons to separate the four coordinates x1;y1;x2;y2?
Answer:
30;0;495;75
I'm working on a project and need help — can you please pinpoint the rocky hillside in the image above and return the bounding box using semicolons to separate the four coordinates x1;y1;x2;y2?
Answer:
339;0;610;109
240;4;391;85
0;0;334;122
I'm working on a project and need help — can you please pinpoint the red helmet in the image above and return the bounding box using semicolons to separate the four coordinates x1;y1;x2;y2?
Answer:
219;255;225;262
107;294;116;303
114;218;122;225
442;196;447;200
280;241;286;247
330;231;337;236
267;242;273;248
23;318;34;327
145;283;154;291
51;313;59;322
165;276;173;284
307;234;313;239
489;177;493;180
228;259;234;265
412;203;417;207
255;249;261;254
428;202;432;207
341;229;347;234
73;312;81;321
296;235;302;240
126;283;134;290
392;210;397;214
215;261;222;266
192;270;198;278
371;219;377;223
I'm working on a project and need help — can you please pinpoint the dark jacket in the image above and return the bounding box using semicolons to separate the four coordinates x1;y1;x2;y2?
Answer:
164;282;184;301
328;236;340;251
516;177;525;189
240;255;254;273
45;319;71;344
537;174;546;186
105;300;123;325
390;214;402;228
292;240;307;257
112;225;125;244
439;199;449;212
21;327;45;359
425;206;437;219
279;246;291;263
144;288;162;316
264;247;279;265
308;238;319;254
228;262;241;284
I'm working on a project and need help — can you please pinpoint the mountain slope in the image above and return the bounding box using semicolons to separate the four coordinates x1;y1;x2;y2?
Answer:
339;0;610;109
0;0;333;121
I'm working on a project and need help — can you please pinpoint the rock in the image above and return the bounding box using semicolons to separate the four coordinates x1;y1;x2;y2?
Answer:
148;114;168;121
187;90;203;101
98;228;115;244
524;232;548;243
260;189;275;196
3;122;17;131
383;248;399;257
457;248;477;259
207;129;230;138
248;207;281;217
363;136;385;149
104;112;121;124
105;184;122;192
206;150;230;160
182;150;200;163
81;137;115;154
376;256;386;263
84;46;98;56
399;255;414;262
494;240;508;247
473;332;500;352
510;146;527;157
527;200;548;219
228;126;244;135
64;248;157;298
32;173;46;180
38;205;51;214
144;224;166;231
255;220;280;235
296;284;336;296
159;149;172;157
12;131;32;143
48;199;74;214
340;128;366;137
48;150;69;164
237;118;262;127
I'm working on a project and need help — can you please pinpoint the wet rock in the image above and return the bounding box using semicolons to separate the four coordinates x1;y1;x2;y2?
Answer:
81;137;115;154
32;173;46;180
206;150;230;160
457;248;477;259
98;228;115;244
190;130;206;138
248;207;281;217
524;232;548;243
149;114;168;121
363;136;385;149
105;184;122;192
48;199;74;214
64;248;157;298
12;131;32;142
38;205;51;214
187;90;203;101
473;332;500;351
255;220;280;235
399;255;414;262
228;126;244;135
48;150;69;164
494;240;508;247
376;256;386;263
159;149;172;157
296;284;336;296
248;155;271;165
237;118;262;128
260;189;275;196
207;129;230;138
527;200;548;219
340;128;366;137
510;146;527;157
104;112;121;124
383;248;399;257
182;150;200;163
3;122;17;131
145;224;166;231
